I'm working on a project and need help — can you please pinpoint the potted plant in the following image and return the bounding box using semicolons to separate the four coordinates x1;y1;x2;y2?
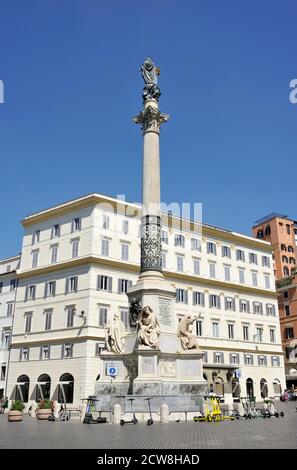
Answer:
8;400;25;422
36;399;54;420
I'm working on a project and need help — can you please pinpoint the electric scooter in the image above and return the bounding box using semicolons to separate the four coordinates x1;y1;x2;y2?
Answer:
144;397;153;425
82;397;107;424
120;398;138;425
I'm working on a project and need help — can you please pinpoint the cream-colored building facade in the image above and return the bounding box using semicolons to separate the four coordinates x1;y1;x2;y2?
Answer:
0;255;20;398
6;193;285;409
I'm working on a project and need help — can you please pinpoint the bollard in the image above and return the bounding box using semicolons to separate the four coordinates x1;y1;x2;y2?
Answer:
227;403;233;416
54;401;60;419
113;403;121;424
160;403;169;423
31;402;38;418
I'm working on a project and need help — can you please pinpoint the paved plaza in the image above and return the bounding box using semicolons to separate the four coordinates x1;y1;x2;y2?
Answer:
0;402;296;449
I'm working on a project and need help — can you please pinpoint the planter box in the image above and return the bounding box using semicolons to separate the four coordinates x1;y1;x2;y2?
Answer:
8;410;23;422
36;409;52;420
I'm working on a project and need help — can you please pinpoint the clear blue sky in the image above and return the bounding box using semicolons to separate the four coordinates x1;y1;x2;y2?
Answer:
0;0;296;259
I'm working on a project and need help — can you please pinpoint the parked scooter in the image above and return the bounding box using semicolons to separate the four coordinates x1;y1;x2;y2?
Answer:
144;397;153;425
120;398;138;426
82;397;107;424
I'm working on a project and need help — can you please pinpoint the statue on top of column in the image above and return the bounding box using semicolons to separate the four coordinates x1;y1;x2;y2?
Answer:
140;57;161;102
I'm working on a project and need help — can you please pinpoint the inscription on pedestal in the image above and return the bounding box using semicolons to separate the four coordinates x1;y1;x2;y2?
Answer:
158;297;173;328
142;356;155;375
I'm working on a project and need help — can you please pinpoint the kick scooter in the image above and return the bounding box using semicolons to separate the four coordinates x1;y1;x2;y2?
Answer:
144;397;153;425
120;398;138;426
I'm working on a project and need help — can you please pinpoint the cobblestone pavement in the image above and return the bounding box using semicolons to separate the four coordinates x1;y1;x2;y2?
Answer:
0;402;296;449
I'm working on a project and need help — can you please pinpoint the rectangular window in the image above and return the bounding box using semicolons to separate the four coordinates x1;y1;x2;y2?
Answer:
264;275;270;289
51;244;58;264
285;305;290;316
174;234;185;248
193;291;205;306
283;291;289;299
243;325;249;341
102;214;110;230
191;238;201;252
161;230;168;244
122;220;129;235
285;327;294;339
193;259;200;275
118;279;132;294
196;320;203;337
63;343;73;358
6;302;14;316
44;310;53;331
40;345;50;360
207;241;217;255
25;313;32;333
2;332;11;349
249;253;258;265
225;297;235;311
224;265;231;281
222;245;231;258
239;299;250;313
10;279;17;291
45;280;56;298
32;230;40;245
244;354;253;365
262;256;270;268
71;217;81;232
51;224;60;238
20;347;29;361
176;289;188;304
32;250;39;268
214;351;223;363
120;308;129;329
101;239;110;257
258;355;267;366
161;252;167;269
271;356;280;367
66;276;78;293
239;269;245;284
236;249;245;262
121;243;129;261
71;239;79;259
209;262;216;279
253;302;263;315
99;307;108;326
270;329;276;343
212;322;220;338
228;323;234;339
209;294;220;308
230;353;239;365
66;306;75;328
177;255;184;272
266;304;276;316
252;271;258;287
256;327;263;342
25;285;36;301
97;275;112;291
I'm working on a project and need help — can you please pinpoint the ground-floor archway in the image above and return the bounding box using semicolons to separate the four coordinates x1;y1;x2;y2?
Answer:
273;379;282;396
260;378;268;398
58;373;74;403
232;378;241;399
36;374;51;402
246;378;254;398
16;375;30;402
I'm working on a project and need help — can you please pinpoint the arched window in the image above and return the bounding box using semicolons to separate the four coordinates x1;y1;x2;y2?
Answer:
273;379;282;396
288;246;294;253
16;375;30;402
289;257;295;265
232;378;241;398
260;378;268;398
284;267;290;276
265;225;271;236
281;244;287;252
58;373;74;404
246;378;254;398
282;255;288;263
36;374;51;402
257;229;264;239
